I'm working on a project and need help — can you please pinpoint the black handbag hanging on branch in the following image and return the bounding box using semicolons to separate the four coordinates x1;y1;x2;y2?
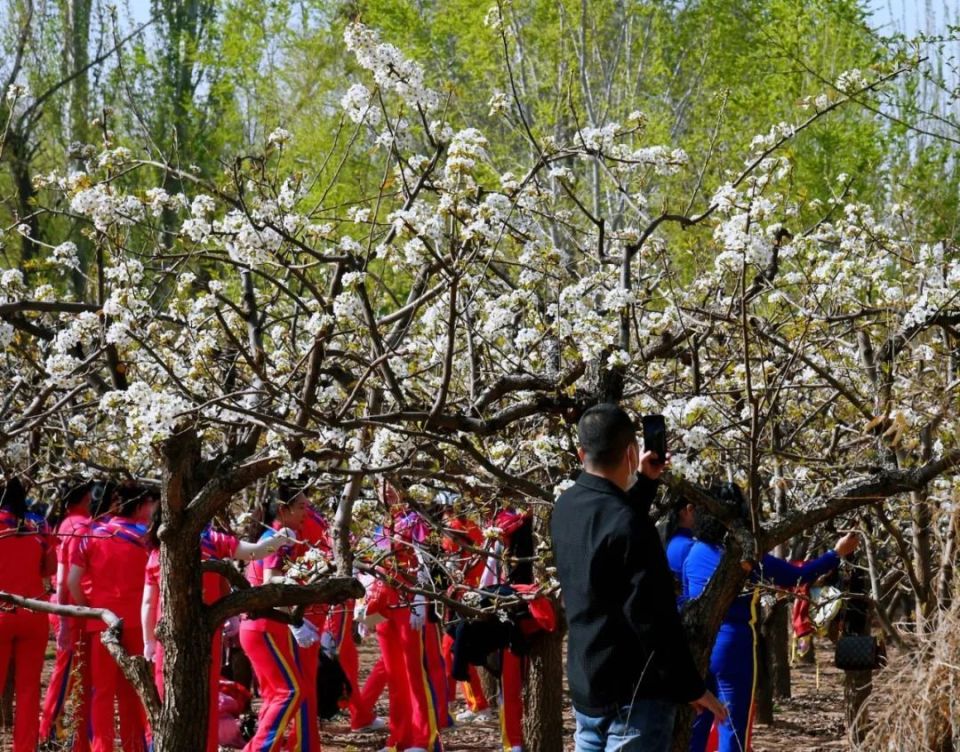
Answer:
834;551;886;672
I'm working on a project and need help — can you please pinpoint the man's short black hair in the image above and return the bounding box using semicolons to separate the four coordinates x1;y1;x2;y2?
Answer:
577;403;637;468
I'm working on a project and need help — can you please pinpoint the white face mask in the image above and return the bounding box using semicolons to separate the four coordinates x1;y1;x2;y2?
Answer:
624;445;639;490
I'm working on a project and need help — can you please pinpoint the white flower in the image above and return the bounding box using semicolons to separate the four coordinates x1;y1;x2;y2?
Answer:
144;188;171;217
488;90;508;116
191;195;217;219
0;321;14;348
835;69;867;94
181;218;211;243
268;128;293;147
52;242;79;269
1;269;24;290
15;224;30;237
340;84;381;125
5;83;29;101
341;271;366;289
606;349;631;368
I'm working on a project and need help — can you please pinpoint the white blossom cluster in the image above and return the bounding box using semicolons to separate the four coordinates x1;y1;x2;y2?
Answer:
344;23;439;113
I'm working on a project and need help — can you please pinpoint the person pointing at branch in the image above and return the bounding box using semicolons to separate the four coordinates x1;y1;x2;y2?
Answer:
552;404;726;752
682;482;858;752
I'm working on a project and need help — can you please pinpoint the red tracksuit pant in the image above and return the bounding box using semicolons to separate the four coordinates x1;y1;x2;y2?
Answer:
422;621;450;729
440;632;488;711
294;642;322;752
89;626;148;752
499;648;523;751
240;620;304;752
354;654;387;728
0;608;47;752
40;623;92;751
376;606;443;751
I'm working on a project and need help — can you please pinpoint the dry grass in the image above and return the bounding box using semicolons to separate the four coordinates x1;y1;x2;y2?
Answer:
856;607;960;752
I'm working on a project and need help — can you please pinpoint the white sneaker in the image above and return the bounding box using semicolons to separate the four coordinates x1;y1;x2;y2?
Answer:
355;716;388;732
456;707;494;723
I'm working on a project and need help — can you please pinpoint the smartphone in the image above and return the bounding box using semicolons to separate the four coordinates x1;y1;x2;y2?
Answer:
642;414;667;464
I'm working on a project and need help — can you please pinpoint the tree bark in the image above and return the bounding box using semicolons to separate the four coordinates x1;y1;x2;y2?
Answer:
844;669;873;744
912;428;936;632
754;598;791;724
522;627;565;752
520;492;565;751
153;528;213;751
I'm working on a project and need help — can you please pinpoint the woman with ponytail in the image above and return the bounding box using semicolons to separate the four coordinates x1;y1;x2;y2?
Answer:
239;487;311;752
140;503;295;752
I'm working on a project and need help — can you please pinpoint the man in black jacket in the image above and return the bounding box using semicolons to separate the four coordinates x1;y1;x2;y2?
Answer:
552;403;725;751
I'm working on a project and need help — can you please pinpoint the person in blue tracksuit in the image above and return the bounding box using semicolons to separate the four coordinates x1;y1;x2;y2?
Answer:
683;484;859;752
665;497;696;605
665;497;697;606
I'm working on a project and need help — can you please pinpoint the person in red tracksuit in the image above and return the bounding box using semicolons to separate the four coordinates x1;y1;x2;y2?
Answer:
67;481;158;752
40;478;96;750
46;481;117;750
0;478;55;752
141;516;292;752
284;484;331;752
239;489;314;752
438;503;491;723
304;499;386;733
479;508;535;752
362;480;444;752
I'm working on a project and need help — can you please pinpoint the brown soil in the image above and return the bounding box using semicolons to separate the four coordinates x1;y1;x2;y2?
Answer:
318;638;850;751
2;638;850;751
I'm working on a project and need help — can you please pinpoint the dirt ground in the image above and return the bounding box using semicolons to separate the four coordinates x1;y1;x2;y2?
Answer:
319;638;850;752
2;637;850;751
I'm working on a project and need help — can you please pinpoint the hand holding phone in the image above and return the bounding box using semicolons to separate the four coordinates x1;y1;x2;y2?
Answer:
641;414;667;465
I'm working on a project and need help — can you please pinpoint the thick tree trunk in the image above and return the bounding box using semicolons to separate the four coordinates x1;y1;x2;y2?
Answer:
522;627;565;752
478;666;499;710
152;533;213;752
754;598;791;724
521;493;565;751
65;0;93;292
844;669;872;744
151;429;214;751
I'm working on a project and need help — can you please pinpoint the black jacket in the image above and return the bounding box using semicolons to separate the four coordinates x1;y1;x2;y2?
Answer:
551;471;705;714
